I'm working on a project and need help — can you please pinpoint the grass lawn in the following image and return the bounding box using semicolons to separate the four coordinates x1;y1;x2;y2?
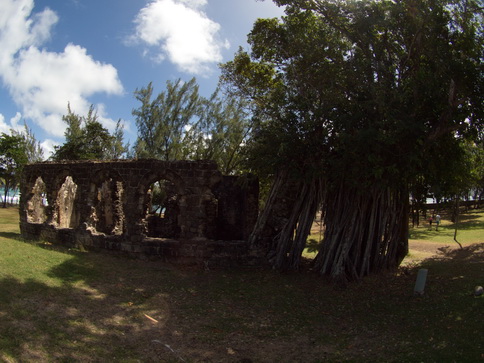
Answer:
0;207;483;362
409;208;484;245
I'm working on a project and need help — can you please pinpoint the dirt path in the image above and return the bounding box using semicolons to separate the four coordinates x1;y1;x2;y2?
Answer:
405;239;470;264
409;239;461;253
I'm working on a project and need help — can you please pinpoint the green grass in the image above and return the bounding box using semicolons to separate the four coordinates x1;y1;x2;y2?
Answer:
0;207;483;362
409;208;484;244
303;208;484;259
0;209;97;287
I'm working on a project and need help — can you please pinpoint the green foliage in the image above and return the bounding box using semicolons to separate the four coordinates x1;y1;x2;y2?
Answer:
0;122;43;208
221;0;484;188
107;119;129;160
0;134;28;208
410;137;484;205
132;78;251;174
149;180;168;215
11;123;44;163
185;89;252;174
468;140;484;199
133;78;201;161
52;104;127;161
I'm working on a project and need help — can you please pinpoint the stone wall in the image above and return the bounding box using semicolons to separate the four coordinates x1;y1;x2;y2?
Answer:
20;160;261;267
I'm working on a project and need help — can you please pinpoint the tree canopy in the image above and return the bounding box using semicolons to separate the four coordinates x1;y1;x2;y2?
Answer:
0;121;44;207
225;0;483;180
11;123;44;163
132;78;251;174
221;0;483;281
52;104;127;161
133;78;200;161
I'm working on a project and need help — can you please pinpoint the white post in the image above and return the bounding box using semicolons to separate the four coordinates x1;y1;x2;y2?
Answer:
414;269;428;296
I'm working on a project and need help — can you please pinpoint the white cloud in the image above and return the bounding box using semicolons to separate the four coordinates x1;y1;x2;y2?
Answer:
179;0;207;8
41;138;58;158
0;0;124;138
0;0;58;67
132;0;229;74
0;114;8;134
0;112;24;134
9;112;23;132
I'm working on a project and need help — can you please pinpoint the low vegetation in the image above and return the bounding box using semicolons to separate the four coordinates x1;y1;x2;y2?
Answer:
0;207;482;362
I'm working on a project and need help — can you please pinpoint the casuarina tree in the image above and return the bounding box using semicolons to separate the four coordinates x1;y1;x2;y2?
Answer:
52;104;127;161
133;78;252;174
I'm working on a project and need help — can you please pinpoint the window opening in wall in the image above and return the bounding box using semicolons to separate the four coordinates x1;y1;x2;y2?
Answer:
145;179;180;238
91;178;125;235
26;176;47;224
56;176;79;229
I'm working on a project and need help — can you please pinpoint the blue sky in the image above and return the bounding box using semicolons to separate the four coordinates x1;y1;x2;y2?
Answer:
0;0;284;156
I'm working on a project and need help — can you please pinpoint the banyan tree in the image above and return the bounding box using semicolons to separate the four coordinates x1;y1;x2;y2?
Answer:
221;0;483;282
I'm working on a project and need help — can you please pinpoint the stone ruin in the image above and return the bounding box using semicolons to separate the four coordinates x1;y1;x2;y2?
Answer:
19;160;260;267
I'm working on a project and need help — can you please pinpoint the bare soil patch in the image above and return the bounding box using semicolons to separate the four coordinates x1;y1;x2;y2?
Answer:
405;239;464;264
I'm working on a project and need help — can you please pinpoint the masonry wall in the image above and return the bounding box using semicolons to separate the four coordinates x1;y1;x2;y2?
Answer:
20;160;261;266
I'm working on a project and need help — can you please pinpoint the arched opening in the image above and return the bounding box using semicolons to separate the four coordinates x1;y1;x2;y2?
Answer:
144;178;181;238
56;176;79;229
26;176;47;224
89;178;125;235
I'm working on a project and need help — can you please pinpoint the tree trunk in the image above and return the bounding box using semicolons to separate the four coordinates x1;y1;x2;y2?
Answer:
453;197;463;249
250;173;409;282
2;181;9;208
248;169;290;251
313;183;409;283
271;177;324;271
248;172;324;270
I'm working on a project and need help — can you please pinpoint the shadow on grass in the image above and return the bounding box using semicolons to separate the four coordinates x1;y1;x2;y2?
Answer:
408;225;453;240
430;242;484;262
0;241;483;362
411;225;484;241
0;231;22;240
0;246;187;362
453;218;484;231
0;275;175;362
47;255;100;283
457;211;482;222
306;238;321;253
353;243;484;362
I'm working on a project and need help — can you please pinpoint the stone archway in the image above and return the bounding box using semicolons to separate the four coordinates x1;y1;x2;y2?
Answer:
55;175;79;229
26;176;47;224
140;170;186;239
87;171;125;236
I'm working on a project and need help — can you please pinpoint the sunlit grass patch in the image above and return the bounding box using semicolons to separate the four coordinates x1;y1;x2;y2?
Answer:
409;208;484;244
